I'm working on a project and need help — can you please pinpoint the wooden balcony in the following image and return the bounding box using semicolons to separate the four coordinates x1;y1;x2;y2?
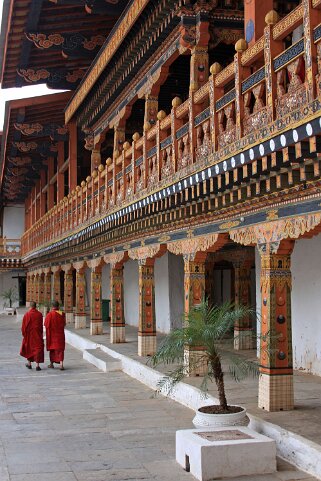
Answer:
0;238;23;269
21;3;321;259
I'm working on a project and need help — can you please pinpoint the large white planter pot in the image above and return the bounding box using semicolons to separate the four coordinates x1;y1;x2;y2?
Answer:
192;405;249;428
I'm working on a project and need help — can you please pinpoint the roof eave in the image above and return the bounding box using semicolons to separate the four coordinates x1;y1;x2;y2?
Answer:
0;0;14;86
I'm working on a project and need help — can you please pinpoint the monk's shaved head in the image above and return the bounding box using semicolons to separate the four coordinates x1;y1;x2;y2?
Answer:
52;300;59;309
30;301;36;309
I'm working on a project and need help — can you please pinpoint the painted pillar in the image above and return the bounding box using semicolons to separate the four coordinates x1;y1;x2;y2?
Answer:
144;94;158;126
74;264;87;329
57;141;65;203
69;121;77;192
138;259;156;356
234;261;253;350
30;274;35;303
52;267;62;305
190;12;210;93
63;266;74;325
47;157;55;210
38;274;44;305
244;0;273;46
184;254;207;376
110;266;126;343
43;271;52;308
90;266;103;335
34;274;40;305
258;243;294;411
26;274;31;307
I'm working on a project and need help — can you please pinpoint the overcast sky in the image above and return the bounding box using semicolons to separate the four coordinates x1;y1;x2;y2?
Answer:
0;0;66;130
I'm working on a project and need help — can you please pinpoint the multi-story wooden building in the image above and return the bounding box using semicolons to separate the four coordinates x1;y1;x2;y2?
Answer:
2;0;321;412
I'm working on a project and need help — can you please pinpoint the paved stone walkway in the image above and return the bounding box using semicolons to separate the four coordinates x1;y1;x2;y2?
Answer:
0;315;317;481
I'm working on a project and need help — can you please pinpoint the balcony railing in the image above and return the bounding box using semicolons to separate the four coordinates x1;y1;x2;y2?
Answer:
21;3;321;257
0;238;21;258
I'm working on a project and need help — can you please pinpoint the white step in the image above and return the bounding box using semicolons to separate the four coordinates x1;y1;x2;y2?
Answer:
83;349;122;372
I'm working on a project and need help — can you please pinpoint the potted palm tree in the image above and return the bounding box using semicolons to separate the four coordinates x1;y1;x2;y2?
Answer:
151;300;258;428
1;287;18;314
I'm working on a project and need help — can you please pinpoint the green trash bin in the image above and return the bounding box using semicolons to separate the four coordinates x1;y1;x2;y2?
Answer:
102;299;110;322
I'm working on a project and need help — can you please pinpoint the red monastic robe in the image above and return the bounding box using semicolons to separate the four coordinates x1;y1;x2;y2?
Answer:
44;308;66;362
20;308;44;363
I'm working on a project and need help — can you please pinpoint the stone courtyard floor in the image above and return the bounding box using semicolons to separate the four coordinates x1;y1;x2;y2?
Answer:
0;314;318;481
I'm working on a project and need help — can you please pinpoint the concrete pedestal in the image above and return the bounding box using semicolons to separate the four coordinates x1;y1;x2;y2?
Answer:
110;326;125;343
138;335;156;357
176;426;276;481
75;315;86;329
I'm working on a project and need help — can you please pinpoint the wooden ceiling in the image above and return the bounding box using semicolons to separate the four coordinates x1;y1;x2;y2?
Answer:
0;0;129;89
0;92;72;204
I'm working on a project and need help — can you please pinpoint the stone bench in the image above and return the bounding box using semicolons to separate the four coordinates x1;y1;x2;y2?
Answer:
176;426;276;481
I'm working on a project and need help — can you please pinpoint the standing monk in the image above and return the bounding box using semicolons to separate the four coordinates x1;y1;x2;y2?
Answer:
45;301;66;371
20;301;44;371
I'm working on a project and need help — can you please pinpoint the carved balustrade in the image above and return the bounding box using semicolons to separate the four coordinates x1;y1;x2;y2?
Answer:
0;238;22;258
274;39;307;118
21;4;321;256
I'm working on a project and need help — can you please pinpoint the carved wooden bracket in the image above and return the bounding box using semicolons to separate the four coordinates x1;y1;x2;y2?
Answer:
229;213;321;254
104;251;128;268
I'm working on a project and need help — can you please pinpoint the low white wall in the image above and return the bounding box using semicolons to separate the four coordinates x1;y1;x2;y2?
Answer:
2;206;24;238
124;259;139;327
0;272;20;312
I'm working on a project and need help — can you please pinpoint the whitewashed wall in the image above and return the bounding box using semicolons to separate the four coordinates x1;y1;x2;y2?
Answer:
123;253;184;333
168;253;184;330
292;236;321;375
2;206;25;238
0;272;21;312
154;254;170;332
124;259;139;327
255;236;321;375
101;264;110;299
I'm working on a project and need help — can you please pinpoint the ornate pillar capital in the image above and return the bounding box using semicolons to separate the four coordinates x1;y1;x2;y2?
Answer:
167;232;227;261
73;260;87;273
104;251;128;268
229;213;321;253
128;244;166;264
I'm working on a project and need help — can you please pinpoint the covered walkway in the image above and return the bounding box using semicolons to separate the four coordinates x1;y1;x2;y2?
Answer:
0;314;318;481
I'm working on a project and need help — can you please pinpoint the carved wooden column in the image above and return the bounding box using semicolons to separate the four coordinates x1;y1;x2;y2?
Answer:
138;259;156;357
68;121;77;192
51;266;62;305
62;264;74;325
233;260;253;350
29;273;35;303
26;273;31;307
43;269;52;309
184;254;207;376
244;0;273;46
129;245;165;356
302;0;321;101
38;273;45;306
144;94;158;126
34;274;40;305
74;261;87;329
105;253;128;344
258;241;294;411
88;259;103;335
167;233;228;376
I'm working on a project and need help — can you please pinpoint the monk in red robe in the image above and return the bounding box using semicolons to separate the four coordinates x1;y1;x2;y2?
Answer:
45;301;66;371
20;301;44;371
